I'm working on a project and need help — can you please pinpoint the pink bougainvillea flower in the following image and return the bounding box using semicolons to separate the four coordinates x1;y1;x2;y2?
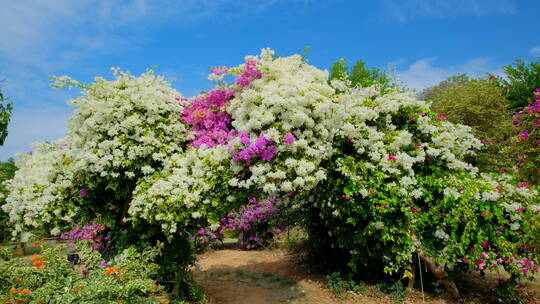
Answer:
79;189;88;197
283;133;295;144
387;155;396;161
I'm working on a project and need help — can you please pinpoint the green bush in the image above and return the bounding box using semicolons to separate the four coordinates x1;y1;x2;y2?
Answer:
0;242;170;303
0;158;16;240
0;85;12;146
420;76;514;172
301;82;539;301
492;58;540;109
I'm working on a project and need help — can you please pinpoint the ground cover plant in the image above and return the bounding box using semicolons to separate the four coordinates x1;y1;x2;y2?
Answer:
0;242;169;303
1;49;539;302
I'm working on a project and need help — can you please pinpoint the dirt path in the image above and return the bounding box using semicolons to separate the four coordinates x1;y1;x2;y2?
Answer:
193;249;453;304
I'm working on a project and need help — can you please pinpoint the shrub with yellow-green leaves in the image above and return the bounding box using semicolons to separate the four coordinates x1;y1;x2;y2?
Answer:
0;242;169;303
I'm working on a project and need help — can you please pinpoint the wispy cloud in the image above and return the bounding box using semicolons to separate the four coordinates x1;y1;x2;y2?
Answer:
0;0;311;160
383;0;517;23
397;57;499;91
530;45;540;57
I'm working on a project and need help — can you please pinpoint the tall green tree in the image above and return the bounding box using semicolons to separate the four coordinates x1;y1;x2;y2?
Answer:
420;76;514;172
0;85;13;145
0;158;16;239
329;58;396;92
493;57;540;109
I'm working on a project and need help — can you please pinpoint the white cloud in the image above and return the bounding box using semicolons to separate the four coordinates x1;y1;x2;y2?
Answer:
530;45;540;57
397;57;499;91
383;0;517;23
0;0;311;160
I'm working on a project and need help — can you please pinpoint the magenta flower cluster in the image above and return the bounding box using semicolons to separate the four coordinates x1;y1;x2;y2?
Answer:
182;59;263;149
229;132;277;164
219;198;283;250
283;133;295;144
60;223;109;251
189;227;223;252
463;243;538;275
508;88;540;176
182;89;236;149
235;59;262;87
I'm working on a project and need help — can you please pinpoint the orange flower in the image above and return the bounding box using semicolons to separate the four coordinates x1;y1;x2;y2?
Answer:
10;287;20;294
104;266;121;275
115;274;121;279
34;261;46;270
21;289;31;295
32;255;46;271
13;277;21;282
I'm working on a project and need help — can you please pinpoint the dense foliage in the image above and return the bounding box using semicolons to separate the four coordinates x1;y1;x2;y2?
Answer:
502;89;540;185
419;76;514;172
0;242;169;303
0;85;12;146
305;83;539;278
328;58;395;92
0;158;16;240
220;198;284;249
2;50;539;301
493;58;540;109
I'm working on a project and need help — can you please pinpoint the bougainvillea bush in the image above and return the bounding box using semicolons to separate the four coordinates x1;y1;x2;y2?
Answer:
220;198;284;249
502;88;540;185
302;82;539;298
1;49;539;300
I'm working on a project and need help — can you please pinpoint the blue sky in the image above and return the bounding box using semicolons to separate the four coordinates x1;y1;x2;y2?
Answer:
1;0;540;160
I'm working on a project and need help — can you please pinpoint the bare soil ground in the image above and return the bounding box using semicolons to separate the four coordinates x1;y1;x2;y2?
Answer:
194;248;539;304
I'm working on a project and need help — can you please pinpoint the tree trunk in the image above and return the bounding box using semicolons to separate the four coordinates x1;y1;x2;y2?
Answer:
120;191;132;226
411;233;461;299
407;264;416;289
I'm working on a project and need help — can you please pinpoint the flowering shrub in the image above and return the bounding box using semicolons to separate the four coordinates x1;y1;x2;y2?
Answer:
60;223;110;251
0;242;168;303
226;49;341;193
129;145;238;239
2;140;78;241
2;49;539;300
62;68;189;185
182;89;235;149
189;227;222;252
503;88;539;185
220;198;284;249
420;76;515;172
303;83;540;297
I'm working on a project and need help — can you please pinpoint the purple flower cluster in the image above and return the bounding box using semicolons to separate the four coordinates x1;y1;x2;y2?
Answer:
220;198;283;250
60;223;109;251
229;132;277;164
189;227;224;252
507;88;540;177
235;59;262;87
181;59;263;149
182;89;236;149
283;133;295;144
